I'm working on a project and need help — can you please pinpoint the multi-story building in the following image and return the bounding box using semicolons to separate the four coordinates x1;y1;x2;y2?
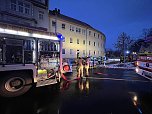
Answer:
49;9;106;59
0;0;49;31
0;0;106;60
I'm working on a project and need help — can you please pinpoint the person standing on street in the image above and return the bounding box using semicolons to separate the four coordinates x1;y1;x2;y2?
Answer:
77;57;84;78
84;57;90;76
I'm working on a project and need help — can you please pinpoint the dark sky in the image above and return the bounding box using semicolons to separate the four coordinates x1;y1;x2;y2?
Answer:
49;0;152;49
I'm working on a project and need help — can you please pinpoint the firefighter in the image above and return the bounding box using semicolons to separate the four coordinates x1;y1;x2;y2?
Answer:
84;57;90;76
77;57;84;78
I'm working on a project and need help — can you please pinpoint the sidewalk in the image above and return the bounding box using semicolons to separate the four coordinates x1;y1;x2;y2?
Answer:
99;62;135;70
72;62;135;70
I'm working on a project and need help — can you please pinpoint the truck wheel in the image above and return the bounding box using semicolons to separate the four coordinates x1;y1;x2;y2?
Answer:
0;72;32;97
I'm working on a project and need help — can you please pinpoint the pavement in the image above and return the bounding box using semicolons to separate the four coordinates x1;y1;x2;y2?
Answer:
72;62;135;71
100;62;135;70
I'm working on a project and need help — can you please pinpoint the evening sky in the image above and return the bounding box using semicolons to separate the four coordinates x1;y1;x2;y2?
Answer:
49;0;152;49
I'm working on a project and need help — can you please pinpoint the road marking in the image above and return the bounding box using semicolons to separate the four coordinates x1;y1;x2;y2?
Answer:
83;76;151;83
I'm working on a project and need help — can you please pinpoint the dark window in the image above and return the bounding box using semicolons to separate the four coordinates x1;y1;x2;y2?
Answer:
94;42;96;46
83;40;85;45
52;21;56;26
62;49;65;54
70;49;73;54
18;1;24;13
94;33;96;37
89;41;90;45
39;11;44;20
24;3;30;14
76;28;79;32
70;26;74;31
11;0;17;11
89;50;91;55
62;24;65;29
70;38;73;43
94;51;96;55
89;31;91;36
77;39;79;44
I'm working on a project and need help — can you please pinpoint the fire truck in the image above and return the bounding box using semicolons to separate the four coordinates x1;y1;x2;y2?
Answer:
0;22;65;97
135;53;152;80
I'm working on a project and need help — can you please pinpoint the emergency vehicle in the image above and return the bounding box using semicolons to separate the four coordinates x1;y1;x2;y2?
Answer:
0;22;66;97
135;53;152;80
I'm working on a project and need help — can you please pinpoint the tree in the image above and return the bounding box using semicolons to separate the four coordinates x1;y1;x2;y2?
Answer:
142;28;152;38
114;32;134;62
105;48;121;58
114;32;134;55
129;39;145;53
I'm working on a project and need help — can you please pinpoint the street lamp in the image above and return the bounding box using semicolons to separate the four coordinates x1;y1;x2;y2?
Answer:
126;50;130;54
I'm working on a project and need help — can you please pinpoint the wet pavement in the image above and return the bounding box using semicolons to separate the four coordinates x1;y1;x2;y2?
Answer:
0;67;152;114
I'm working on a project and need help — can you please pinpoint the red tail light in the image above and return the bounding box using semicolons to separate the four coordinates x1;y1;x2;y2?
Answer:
63;65;70;72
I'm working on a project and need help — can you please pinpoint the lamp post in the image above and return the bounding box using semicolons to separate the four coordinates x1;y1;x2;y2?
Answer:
123;37;126;63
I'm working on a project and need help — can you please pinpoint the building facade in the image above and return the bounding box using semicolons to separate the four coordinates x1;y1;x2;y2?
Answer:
0;0;54;65
49;9;106;59
0;0;49;31
0;0;106;60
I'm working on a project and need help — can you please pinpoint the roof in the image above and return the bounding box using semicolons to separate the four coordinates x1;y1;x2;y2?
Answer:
49;10;105;36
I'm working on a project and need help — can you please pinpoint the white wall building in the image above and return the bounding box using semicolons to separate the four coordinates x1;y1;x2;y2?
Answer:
0;1;106;60
49;9;106;59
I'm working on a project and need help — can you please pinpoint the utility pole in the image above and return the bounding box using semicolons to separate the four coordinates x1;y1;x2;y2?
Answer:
123;36;126;63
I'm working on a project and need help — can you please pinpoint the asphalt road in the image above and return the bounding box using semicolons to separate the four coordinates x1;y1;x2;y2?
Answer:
0;67;152;114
